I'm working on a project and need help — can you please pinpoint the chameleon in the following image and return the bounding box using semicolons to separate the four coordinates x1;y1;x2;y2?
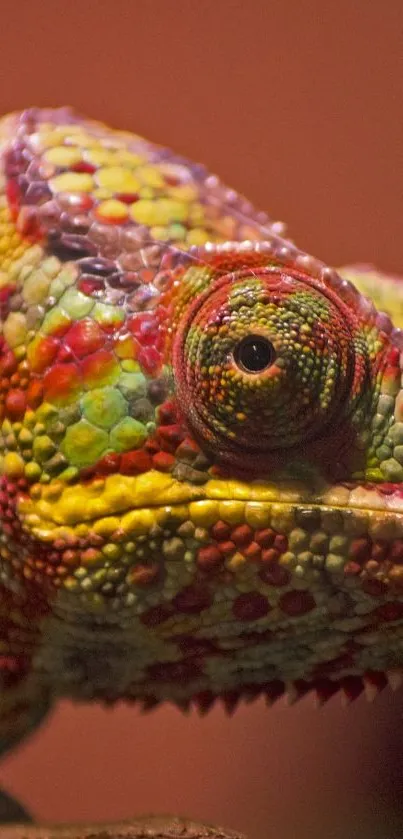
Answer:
0;106;402;762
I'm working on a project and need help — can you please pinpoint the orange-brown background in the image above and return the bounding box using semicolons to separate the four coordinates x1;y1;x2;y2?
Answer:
0;2;402;838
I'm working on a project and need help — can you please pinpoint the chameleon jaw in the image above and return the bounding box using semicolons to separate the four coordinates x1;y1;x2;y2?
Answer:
8;470;403;708
16;472;403;613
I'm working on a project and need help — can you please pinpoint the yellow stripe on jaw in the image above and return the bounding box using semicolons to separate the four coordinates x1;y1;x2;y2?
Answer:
17;468;403;537
19;471;291;529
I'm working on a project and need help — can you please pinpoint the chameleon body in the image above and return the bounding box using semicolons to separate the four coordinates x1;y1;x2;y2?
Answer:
0;107;402;754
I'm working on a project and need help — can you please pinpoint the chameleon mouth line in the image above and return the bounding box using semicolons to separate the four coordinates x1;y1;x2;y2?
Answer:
17;470;403;533
19;498;403;543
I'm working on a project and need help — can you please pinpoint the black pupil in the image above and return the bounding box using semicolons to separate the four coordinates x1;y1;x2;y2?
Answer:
234;335;275;373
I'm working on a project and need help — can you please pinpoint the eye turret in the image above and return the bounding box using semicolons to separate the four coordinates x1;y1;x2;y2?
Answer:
173;265;370;470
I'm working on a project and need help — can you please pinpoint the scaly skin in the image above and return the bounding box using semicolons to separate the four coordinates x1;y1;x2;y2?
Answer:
0;107;402;754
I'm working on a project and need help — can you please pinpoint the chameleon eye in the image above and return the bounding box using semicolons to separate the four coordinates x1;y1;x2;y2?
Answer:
233;335;275;374
173;265;368;470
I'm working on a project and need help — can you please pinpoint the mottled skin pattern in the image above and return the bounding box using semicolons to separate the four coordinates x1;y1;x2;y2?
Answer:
0;107;402;758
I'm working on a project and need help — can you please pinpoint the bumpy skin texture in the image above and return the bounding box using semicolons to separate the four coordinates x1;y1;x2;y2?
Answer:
0;108;402;753
0;818;246;839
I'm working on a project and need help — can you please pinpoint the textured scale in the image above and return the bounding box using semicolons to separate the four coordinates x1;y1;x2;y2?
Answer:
0;107;402;752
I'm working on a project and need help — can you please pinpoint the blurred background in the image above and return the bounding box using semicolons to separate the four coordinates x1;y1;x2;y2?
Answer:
0;1;402;837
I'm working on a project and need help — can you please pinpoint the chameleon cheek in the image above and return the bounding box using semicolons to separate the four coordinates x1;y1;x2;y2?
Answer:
173;267;368;467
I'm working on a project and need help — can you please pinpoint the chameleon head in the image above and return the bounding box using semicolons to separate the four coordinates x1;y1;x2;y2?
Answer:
1;107;403;709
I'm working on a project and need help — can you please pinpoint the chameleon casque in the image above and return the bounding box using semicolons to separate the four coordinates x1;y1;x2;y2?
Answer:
0;106;402;760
